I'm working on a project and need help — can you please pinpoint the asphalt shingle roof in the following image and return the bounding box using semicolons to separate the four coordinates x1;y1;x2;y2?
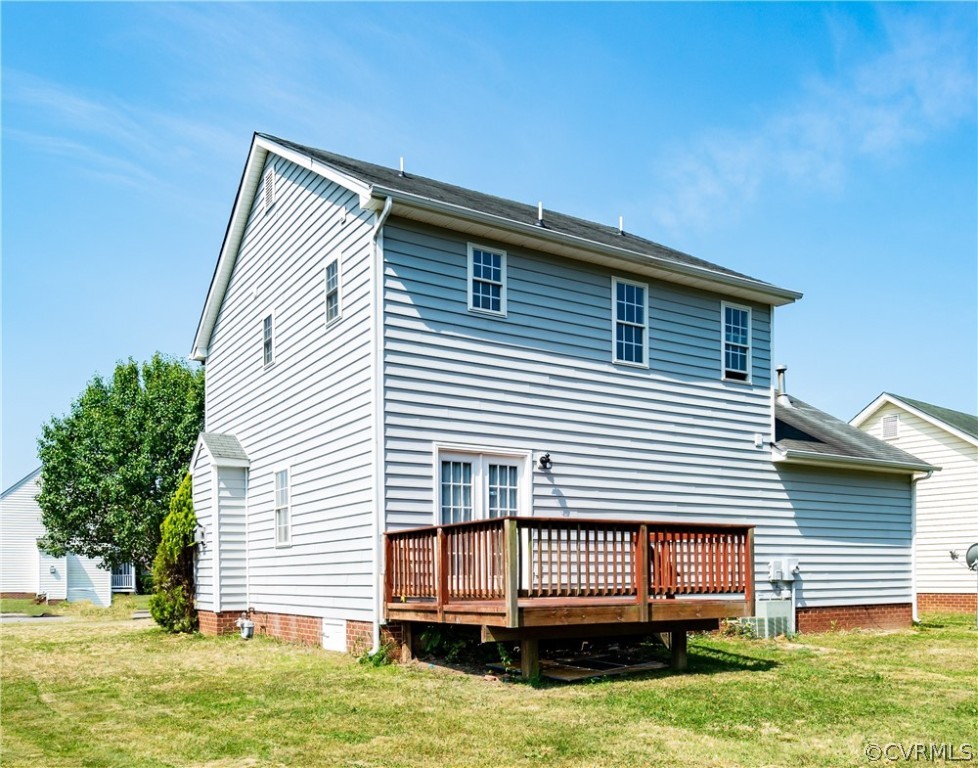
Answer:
199;433;249;462
888;394;978;441
776;395;930;467
261;133;773;287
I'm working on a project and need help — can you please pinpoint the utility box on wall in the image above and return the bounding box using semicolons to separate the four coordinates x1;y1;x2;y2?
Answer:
768;557;800;582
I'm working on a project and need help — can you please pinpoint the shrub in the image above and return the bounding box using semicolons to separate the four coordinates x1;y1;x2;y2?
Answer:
148;474;197;633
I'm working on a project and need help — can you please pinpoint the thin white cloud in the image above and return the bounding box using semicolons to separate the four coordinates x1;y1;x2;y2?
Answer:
648;8;976;234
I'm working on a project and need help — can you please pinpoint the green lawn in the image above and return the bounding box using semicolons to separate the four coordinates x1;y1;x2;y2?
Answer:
1;614;975;767
1;593;150;617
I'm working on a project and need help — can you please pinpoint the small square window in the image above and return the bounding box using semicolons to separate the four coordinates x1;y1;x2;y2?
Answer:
612;277;648;367
467;245;507;316
722;303;751;382
262;314;274;367
325;259;340;325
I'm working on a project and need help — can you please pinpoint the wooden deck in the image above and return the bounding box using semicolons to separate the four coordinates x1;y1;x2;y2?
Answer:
384;517;755;633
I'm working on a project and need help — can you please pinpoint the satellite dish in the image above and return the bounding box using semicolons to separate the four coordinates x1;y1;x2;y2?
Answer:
966;543;978;571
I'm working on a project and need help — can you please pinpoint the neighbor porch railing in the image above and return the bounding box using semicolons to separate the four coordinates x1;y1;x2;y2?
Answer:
384;517;754;628
111;563;136;592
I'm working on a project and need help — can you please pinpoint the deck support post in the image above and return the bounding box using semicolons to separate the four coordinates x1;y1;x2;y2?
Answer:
503;518;520;628
399;622;414;663
520;637;540;680
745;528;756;616
436;528;448;622
670;630;688;672
636;524;650;622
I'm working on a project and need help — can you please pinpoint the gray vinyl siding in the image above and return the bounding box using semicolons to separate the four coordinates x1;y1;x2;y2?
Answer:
381;219;910;609
203;155;376;621
217;468;248;611
773;467;912;606
192;447;215;612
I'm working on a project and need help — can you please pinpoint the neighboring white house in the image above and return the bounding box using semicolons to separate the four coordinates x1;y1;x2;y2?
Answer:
188;133;934;655
0;468;114;606
852;394;978;614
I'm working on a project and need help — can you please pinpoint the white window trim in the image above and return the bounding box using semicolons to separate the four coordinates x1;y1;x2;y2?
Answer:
721;301;752;383
262;309;276;369
611;276;650;369
273;465;292;548
325;256;342;327
431;443;532;525
466;243;508;317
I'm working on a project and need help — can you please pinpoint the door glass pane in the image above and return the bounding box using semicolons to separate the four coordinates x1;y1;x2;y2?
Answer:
441;460;473;524
487;464;519;518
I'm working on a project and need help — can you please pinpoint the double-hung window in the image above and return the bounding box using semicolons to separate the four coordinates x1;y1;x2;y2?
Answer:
438;451;525;524
325;259;340;325
274;468;290;546
722;303;751;381
262;313;274;367
467;244;507;315
612;277;648;367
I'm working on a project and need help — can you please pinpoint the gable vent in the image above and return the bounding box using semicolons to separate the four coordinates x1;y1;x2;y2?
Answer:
263;164;276;214
881;414;899;440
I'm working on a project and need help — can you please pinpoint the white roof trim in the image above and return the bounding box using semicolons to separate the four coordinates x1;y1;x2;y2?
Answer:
850;393;978;449
1;467;41;499
770;444;936;475
191;135;802;360
365;190;802;308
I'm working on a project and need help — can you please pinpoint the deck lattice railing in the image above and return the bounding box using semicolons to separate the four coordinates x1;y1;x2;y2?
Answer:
385;517;753;615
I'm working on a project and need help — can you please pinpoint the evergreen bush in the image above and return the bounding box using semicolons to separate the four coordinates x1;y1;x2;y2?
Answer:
148;474;198;633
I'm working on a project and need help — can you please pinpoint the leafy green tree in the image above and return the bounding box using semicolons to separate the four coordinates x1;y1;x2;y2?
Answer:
149;473;198;633
37;354;204;571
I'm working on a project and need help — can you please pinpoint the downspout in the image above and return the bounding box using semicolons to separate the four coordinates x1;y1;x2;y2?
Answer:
370;196;393;654
909;469;933;623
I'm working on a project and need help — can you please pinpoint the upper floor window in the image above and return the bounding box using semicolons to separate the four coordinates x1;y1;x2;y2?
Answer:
325;259;341;325
612;277;648;367
881;414;900;440
262;313;274;367
722;303;751;382
468;244;507;316
263;164;276;214
274;468;290;546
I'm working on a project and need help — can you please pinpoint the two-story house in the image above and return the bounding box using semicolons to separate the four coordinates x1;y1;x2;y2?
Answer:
189;134;932;673
852;394;978;615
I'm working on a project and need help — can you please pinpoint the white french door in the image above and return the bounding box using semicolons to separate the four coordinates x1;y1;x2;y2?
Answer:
438;452;525;524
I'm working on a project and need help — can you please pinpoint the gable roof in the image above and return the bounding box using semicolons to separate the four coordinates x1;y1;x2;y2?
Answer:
1;467;41;500
191;132;802;361
850;393;978;448
773;395;935;474
192;433;250;469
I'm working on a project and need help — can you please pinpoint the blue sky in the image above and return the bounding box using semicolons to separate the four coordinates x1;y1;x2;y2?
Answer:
3;2;976;486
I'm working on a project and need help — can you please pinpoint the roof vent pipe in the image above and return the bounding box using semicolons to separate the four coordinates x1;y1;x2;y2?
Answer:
775;364;792;407
619;216;624;235
537;201;544;226
399;157;405;177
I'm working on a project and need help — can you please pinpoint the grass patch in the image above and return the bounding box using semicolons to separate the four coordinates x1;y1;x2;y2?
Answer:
1;594;149;618
1;613;975;767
